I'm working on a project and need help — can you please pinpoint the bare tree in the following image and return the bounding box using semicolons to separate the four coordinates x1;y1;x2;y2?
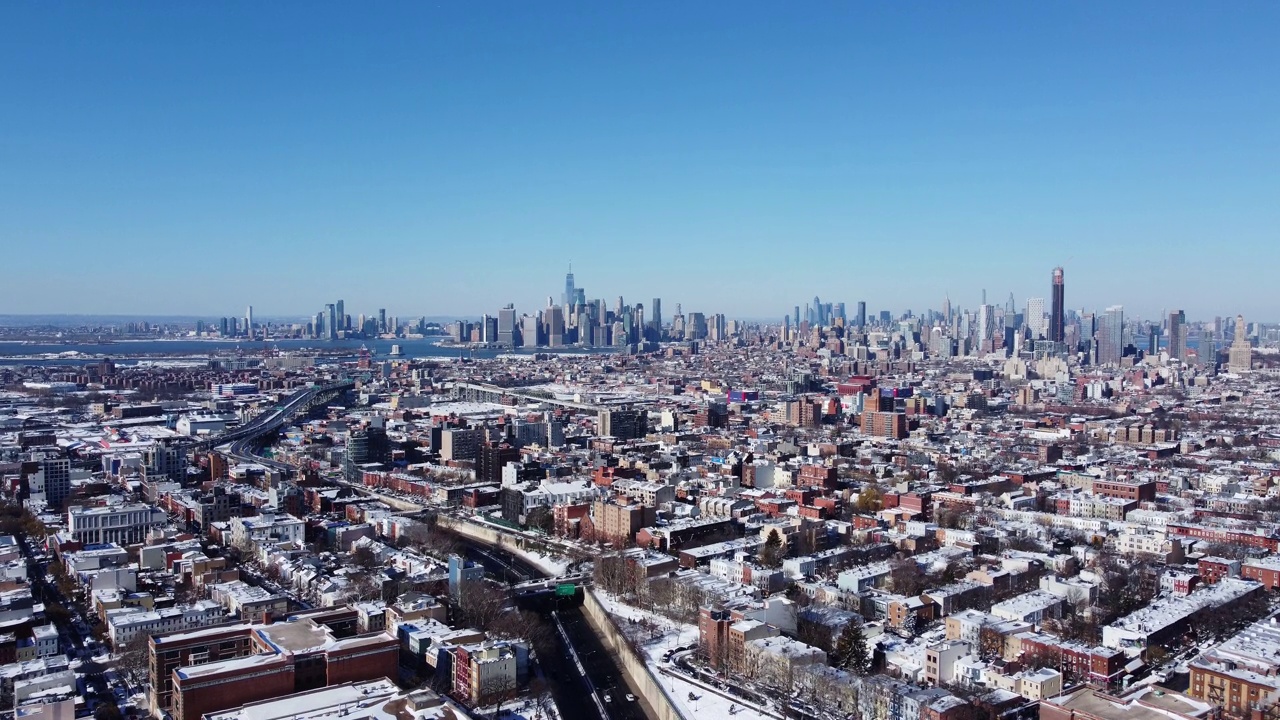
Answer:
528;677;556;720
888;557;925;597
114;634;151;692
452;579;510;632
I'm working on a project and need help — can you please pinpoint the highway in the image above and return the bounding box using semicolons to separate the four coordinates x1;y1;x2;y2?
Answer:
450;533;649;720
207;380;353;473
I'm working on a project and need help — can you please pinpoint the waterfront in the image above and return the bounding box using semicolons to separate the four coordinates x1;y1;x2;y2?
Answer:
0;338;619;365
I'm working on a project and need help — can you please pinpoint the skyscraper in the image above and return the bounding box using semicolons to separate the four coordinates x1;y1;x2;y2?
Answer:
1050;267;1065;343
547;305;565;347
246;305;254;339
1096;305;1125;365
336;299;345;334
378;309;386;334
1026;297;1047;338
563;265;575;308
325;304;337;340
976;304;994;348
857;302;866;329
1229;314;1252;373
1168;310;1185;361
498;305;516;348
794;306;801;330
651;297;662;341
521;314;540;348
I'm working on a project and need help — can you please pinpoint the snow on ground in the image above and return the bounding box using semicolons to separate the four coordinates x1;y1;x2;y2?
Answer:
657;665;777;720
522;550;571;576
596;592;774;720
474;690;560;720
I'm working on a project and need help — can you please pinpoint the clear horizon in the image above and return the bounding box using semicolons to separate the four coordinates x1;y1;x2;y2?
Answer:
3;3;1277;321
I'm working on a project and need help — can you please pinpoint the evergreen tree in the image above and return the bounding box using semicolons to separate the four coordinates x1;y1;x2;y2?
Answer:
759;529;784;568
833;620;870;675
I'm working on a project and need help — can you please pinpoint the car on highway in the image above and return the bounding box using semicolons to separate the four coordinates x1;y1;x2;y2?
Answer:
604;693;613;703
626;694;636;702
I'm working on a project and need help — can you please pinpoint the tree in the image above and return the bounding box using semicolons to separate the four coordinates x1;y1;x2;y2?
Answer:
344;569;385;603
888;557;925;597
452;579;510;632
484;673;519;718
94;704;124;720
489;609;552;649
528;677;556;720
525;506;554;534
592;552;643;598
758;530;785;569
855;486;884;514
115;633;151;690
796;615;835;655
978;626;1006;661
350;545;379;570
833;620;870;675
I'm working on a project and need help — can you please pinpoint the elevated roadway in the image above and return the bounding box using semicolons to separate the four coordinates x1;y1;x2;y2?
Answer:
194;380;353;475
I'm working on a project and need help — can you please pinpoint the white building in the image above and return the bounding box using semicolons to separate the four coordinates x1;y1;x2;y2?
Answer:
991;591;1064;624
106;600;225;647
34;624;58;657
229;513;305;551
176;414;231;437
1026;298;1047;338
67;504;166;546
743;636;827;690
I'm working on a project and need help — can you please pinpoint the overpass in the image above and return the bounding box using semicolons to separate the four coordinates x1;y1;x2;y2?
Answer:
193;380;354;475
450;381;605;412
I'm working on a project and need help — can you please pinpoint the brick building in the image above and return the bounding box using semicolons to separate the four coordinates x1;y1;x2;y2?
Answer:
1242;558;1280;590
592;500;655;546
862;412;907;439
795;464;837;490
156;608;398;720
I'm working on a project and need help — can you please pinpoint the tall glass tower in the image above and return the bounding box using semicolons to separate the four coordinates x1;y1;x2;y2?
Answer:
563;264;575;308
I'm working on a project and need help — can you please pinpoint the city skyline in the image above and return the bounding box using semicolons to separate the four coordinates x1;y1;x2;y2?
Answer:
3;4;1278;319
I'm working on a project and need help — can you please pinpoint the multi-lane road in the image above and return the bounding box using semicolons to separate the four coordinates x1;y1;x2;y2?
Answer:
209;380;353;472
453;537;648;720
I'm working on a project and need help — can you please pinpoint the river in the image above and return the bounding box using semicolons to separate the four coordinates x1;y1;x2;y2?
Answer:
0;338;619;366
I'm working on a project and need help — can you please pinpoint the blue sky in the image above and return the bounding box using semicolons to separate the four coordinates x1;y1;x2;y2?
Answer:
2;2;1277;322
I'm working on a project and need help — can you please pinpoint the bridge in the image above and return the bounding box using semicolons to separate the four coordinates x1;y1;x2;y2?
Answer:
192;380;354;475
450;381;607;412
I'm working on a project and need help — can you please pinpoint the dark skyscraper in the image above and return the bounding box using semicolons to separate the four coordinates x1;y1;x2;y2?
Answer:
1168;310;1185;361
651;297;662;340
1050;267;1065;343
857;301;867;329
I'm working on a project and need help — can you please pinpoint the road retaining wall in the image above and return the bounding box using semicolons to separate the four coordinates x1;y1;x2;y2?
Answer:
580;590;688;720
